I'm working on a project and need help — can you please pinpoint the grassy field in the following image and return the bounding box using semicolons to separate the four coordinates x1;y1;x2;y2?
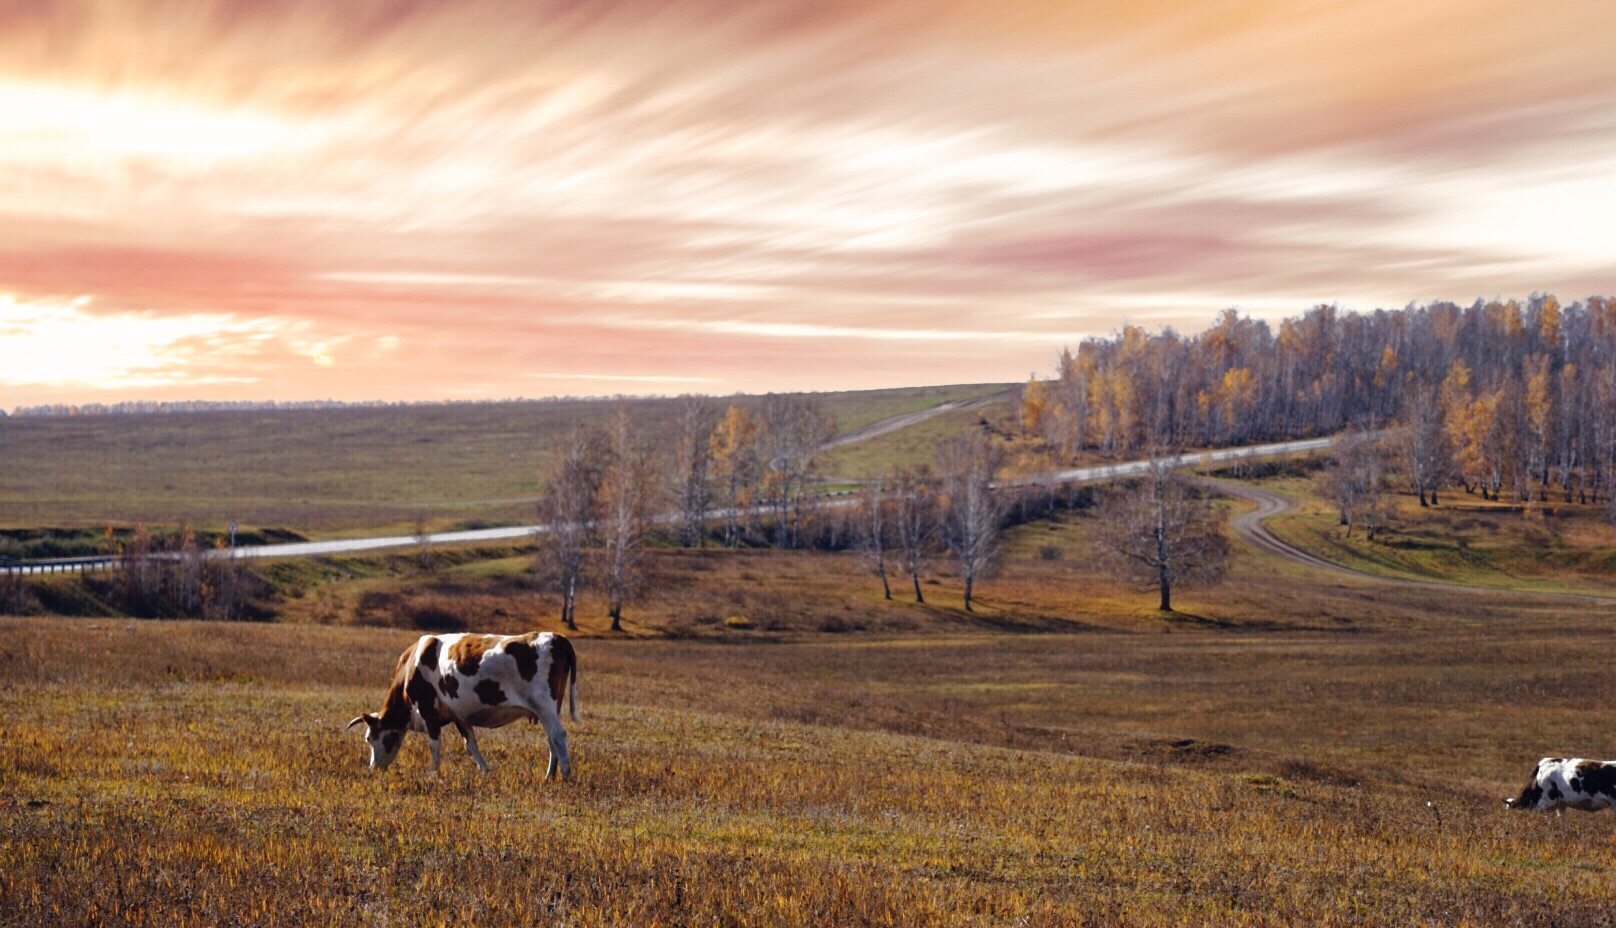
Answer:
1257;474;1616;597
6;585;1616;927
816;399;1012;480
10;417;1616;923
0;383;1008;537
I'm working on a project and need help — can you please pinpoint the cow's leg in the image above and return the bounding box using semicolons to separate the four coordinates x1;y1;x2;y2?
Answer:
456;719;490;773
529;699;570;781
422;716;444;775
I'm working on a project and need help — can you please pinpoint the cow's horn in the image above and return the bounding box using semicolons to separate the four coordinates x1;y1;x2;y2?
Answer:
345;716;368;731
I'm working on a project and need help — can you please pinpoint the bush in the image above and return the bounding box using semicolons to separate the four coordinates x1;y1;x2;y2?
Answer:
403;596;469;631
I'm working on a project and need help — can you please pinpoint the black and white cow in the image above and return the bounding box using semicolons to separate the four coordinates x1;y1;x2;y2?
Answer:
348;631;578;777
1505;757;1616;814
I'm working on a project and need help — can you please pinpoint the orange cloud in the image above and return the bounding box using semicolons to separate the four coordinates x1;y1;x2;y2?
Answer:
0;0;1612;404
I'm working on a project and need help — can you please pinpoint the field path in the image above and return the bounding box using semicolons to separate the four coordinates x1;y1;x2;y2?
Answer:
1204;478;1616;603
815;390;1011;453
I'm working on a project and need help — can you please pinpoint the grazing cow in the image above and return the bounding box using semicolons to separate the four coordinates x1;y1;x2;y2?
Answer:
347;631;578;777
1505;757;1616;814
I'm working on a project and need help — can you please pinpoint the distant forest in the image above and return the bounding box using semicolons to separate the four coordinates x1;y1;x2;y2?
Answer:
1021;295;1616;504
6;397;569;418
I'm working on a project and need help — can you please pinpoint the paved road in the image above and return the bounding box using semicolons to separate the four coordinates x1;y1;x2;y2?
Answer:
1204;477;1616;604
1037;436;1337;486
2;435;1320;575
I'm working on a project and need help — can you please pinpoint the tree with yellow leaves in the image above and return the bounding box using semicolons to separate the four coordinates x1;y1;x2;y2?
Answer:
1522;353;1555;500
1019;376;1049;436
709;402;761;546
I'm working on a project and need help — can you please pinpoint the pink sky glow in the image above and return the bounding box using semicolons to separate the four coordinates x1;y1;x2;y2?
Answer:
2;0;1614;404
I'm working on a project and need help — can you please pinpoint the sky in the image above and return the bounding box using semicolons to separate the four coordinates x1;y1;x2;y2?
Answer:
2;0;1613;405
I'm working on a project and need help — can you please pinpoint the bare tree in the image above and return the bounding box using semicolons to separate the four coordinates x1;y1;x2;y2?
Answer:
856;480;892;599
202;536;250;621
671;394;719;546
412;512;434;571
757;394;836;548
114;524;160;616
173;525;204;614
937;432;1003;612
600;405;653;632
892;466;939;603
1090;462;1229;612
1322;430;1391;539
1400;386;1450;506
537;426;607;631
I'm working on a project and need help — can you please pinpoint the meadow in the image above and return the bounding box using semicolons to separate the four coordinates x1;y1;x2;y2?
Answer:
9;402;1616;924
1257;474;1616;598
0;383;1009;537
7;494;1616;925
6;592;1616;927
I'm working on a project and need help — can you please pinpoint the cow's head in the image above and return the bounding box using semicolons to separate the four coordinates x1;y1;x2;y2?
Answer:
1504;760;1552;811
346;713;405;770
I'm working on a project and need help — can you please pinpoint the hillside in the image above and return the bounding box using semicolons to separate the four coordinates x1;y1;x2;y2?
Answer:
0;383;1010;536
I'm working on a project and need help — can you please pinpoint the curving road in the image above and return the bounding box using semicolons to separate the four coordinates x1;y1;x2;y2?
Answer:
13;417;1611;606
0;434;1339;575
1204;478;1616;603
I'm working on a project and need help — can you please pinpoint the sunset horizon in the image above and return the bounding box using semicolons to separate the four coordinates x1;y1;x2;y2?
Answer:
3;0;1613;406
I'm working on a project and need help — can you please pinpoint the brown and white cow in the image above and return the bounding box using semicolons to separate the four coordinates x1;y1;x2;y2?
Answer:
347;631;578;777
1505;757;1616;814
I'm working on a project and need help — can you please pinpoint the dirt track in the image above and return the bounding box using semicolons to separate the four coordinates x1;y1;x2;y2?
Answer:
816;390;1011;452
1203;478;1616;604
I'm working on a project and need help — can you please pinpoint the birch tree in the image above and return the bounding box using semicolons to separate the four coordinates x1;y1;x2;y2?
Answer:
670;394;718;547
600;405;652;632
709;402;761;547
857;479;892;599
538;426;606;631
757;394;836;548
1400;385;1450;506
1090;461;1228;612
937;432;1003;612
1321;430;1391;539
892;466;940;604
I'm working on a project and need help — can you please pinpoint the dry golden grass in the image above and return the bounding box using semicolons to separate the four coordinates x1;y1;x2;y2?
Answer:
6;599;1616;926
10;469;1616;925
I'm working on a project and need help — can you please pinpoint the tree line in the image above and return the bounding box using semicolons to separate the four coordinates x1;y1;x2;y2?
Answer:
1021;295;1616;507
537;392;1088;625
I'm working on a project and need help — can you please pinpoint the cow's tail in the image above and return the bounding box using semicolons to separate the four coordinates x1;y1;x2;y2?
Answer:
555;634;579;723
567;647;580;722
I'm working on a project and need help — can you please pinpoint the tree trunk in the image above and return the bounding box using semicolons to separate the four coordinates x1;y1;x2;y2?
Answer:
1158;578;1172;612
879;571;891;600
609;604;622;633
911;571;925;604
564;574;578;630
962;573;974;612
